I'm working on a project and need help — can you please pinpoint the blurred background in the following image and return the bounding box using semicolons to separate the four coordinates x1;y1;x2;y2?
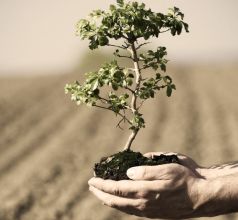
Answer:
0;0;238;220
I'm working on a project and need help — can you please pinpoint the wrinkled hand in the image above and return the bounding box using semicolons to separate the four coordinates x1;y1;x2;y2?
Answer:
88;152;204;219
144;152;203;177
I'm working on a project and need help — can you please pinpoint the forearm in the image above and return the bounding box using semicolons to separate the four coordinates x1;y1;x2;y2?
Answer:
198;161;238;179
194;173;238;217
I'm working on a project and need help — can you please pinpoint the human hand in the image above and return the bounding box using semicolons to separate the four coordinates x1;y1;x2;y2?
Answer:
155;152;238;179
88;154;204;219
144;152;204;178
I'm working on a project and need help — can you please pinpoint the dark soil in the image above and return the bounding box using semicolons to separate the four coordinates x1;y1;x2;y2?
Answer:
94;150;179;180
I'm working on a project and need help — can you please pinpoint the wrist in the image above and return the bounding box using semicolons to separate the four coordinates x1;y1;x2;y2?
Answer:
196;167;215;179
192;178;221;217
192;175;238;217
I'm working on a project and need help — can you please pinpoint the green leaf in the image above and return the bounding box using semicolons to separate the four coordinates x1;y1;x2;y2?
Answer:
183;22;189;32
176;22;183;35
91;79;99;91
98;36;109;46
166;85;172;97
116;0;124;7
163;75;172;83
126;78;133;86
173;7;180;13
110;4;116;11
160;63;166;72
171;28;176;36
156;73;161;79
171;84;176;90
124;93;129;99
94;88;100;96
111;82;118;90
128;73;134;78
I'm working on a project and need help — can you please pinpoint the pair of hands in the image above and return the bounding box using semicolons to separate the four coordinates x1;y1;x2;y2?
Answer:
88;152;205;219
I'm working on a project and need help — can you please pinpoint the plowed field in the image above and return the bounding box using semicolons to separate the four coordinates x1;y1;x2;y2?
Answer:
0;65;238;220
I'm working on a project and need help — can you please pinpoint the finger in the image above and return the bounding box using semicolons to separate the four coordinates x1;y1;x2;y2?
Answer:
90;186;145;217
88;177;168;198
127;163;182;180
89;185;141;209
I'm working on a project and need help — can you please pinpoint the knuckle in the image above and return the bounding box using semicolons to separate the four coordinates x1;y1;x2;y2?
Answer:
136;191;146;198
113;185;122;196
136;199;148;211
137;189;150;198
107;199;116;207
164;179;173;188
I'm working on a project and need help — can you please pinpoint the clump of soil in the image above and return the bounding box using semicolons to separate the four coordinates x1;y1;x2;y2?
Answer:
94;150;179;180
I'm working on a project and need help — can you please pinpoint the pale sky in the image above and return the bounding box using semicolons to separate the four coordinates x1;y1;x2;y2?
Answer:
0;0;238;75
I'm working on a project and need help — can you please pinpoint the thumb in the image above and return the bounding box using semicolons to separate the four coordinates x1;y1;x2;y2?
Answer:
127;165;173;180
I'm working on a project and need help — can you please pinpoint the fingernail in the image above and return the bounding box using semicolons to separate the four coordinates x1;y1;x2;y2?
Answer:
89;186;95;191
88;178;93;185
127;168;136;178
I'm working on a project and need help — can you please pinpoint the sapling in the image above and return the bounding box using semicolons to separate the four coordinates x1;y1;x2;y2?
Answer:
65;0;189;180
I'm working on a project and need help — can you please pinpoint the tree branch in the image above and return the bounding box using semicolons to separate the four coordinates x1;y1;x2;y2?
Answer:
137;99;145;110
117;116;126;130
123;129;138;151
93;104;132;126
115;54;134;60
98;95;109;104
123;42;142;150
123;41;131;49
160;28;171;33
107;44;126;49
129;42;142;112
124;86;134;94
136;42;151;50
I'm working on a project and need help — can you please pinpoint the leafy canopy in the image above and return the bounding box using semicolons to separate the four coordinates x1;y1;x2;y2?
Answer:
76;0;188;49
65;0;189;149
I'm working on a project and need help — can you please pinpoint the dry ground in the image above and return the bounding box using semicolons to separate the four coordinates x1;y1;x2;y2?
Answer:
0;64;238;220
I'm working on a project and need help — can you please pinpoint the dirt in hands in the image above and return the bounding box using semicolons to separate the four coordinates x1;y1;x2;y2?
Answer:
94;150;179;180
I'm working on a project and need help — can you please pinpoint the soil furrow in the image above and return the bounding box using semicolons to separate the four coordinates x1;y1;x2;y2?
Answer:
181;72;203;160
0;83;67;153
21;110;106;219
153;70;194;154
145;95;168;151
0;108;92;218
22;109;124;220
0;105;76;178
0;77;34;100
1;68;238;220
202;83;237;165
0;76;63;133
185;71;220;166
0;107;90;201
67;119;129;220
190;70;238;166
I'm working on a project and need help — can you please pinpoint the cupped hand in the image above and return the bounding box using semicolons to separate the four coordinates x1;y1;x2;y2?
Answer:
88;152;205;219
144;151;203;177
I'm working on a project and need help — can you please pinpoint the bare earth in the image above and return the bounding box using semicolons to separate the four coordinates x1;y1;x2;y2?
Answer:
0;65;238;220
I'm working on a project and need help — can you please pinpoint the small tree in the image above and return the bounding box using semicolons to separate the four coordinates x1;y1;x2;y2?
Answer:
65;0;189;151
